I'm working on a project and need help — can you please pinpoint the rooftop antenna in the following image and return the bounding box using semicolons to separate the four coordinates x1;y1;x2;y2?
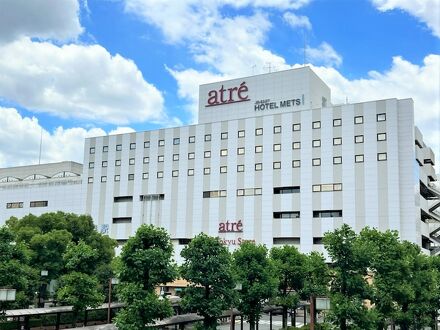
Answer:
38;127;43;165
264;62;272;73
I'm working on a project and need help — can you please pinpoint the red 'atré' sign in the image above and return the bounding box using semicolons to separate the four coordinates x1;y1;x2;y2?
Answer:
205;82;250;107
218;220;243;233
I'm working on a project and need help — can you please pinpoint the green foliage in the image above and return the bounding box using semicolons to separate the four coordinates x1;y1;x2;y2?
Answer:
302;251;329;298
63;240;99;275
115;225;177;330
233;242;278;330
180;233;236;329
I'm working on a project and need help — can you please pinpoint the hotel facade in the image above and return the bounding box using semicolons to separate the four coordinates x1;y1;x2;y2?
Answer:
1;67;439;259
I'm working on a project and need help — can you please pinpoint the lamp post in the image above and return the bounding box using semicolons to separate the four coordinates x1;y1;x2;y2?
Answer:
107;278;119;324
38;270;48;308
0;288;16;317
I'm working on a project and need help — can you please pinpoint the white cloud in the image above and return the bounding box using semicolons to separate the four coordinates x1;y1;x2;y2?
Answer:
0;38;165;125
306;42;343;67
0;0;83;43
371;0;440;38
283;12;312;30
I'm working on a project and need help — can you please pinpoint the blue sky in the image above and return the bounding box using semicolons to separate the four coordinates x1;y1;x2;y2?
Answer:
0;0;438;168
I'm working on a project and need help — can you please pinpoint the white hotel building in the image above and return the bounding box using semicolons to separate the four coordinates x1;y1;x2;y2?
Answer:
1;67;439;258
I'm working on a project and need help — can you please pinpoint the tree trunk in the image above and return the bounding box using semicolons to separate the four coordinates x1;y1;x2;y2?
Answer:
310;296;315;330
282;306;287;328
249;321;255;330
340;318;347;330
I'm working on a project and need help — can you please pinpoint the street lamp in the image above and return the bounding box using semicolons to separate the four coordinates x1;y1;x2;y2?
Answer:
0;288;16;317
38;270;48;308
107;278;119;324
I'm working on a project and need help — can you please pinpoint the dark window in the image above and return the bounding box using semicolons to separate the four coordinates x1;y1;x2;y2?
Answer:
112;217;132;224
30;201;48;208
140;194;165;201
273;211;300;219
273;237;300;245
313;237;324;244
114;196;133;203
313;210;343;218
178;238;191;245
273;186;300;194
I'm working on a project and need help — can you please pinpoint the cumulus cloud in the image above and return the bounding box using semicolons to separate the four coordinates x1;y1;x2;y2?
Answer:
283;12;312;30
0;38;165;125
0;0;83;44
306;42;343;67
371;0;440;38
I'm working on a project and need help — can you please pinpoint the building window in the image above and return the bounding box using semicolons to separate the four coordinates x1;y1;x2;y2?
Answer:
377;152;387;161
157;171;163;178
220;149;228;156
173;154;179;161
334;183;342;191
143;157;149;164
158;139;165;147
129;158;135;165
333;156;342;164
158;155;164;162
354;116;364;124
140;194;165;201
292;142;301;150
377;133;387;141
274;186;300;194
237;147;245;155
144;141;150;148
204;134;211;142
313;184;343;192
273;211;300;219
128;174;134;180
273;126;282;134
255;128;263;136
204;151;211;158
88;177;93;183
333;137;342;145
292;123;301;131
102;161;108;167
273;144;281;151
114;175;120;182
237;188;261;197
255;163;263;171
30;201;48;208
103;146;108;152
292;160;301;168
90;147;95;154
255;145;263;153
113;217;132;224
221;132;228;140
312;121;321;129
355;155;364;163
312;158;321;166
273;161;281;169
220;166;227;173
333;119;342;127
377;113;386;122
6;202;23;209
101;176;107;182
173;138;180;145
313;210;342;218
172;170;179;177
355;135;364;143
203;190;227;198
204;167;211;175
188;152;195;160
237;164;245;172
238;130;245;138
116;144;122;151
142;172;149;179
189;136;195;143
312;140;321;148
89;162;94;169
130;143;136;150
188;169;194;176
115;159;121;166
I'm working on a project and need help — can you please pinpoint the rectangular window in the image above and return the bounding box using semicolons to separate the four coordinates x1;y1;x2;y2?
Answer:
189;136;195;143
312;139;321;148
220;166;227;173
172;170;179;177
114;196;133;203
274;186;300;194
333;137;342;145
237;164;245;172
140;194;165;201
143;157;149;164
88;177;93;183
101;176;107;182
30;201;48;208
377;113;386;122
89;162;94;169
273;211;300;219
6;202;23;209
158;155;164;162
355;155;364;163
112;217;132;224
273;144;281;151
312;185;321;192
313;210;343;218
142;172;149;179
130;143;136;150
292;123;301;131
377;133;387;141
144;141;150;148
313;237;323;244
90;147;95;154
114;175;120;182
377;152;387;161
103;146;108;152
116;144;122;151
204;134;211;142
204;167;211;175
173;138;180;145
173;154;179;161
188;169;194;176
102;161;108;167
203;190;227;198
333;119;342;127
255;163;263;171
237;147;245;155
238;130;245;138
292;160;301;168
115;159;121;166
188;152;195;160
204;151;211;158
334;183;343;191
157;171;163;178
129;158;135;165
128;174;134;180
273;126;281;134
158;139;165;147
312;158;321;166
255;128;263;136
312;121;321;129
221;132;228;140
273;161;281;169
220;149;228;156
333;156;342;164
236;188;261;197
292;142;301;150
255;145;263;153
355;135;364;143
354;116;364;124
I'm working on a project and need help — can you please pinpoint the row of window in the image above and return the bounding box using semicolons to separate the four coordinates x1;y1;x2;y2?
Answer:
89;114;387;154
273;237;324;245
6;201;48;209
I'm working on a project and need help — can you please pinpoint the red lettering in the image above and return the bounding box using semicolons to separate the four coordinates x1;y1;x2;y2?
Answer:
228;87;238;102
237;82;249;100
236;220;243;232
219;85;226;103
205;82;250;107
207;90;219;105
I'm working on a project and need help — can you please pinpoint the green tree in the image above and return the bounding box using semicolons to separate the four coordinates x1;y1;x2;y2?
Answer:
115;225;177;330
180;233;236;329
270;245;306;328
233;242;278;330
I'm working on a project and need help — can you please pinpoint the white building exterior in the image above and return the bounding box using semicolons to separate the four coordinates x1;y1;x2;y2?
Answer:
1;67;439;258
